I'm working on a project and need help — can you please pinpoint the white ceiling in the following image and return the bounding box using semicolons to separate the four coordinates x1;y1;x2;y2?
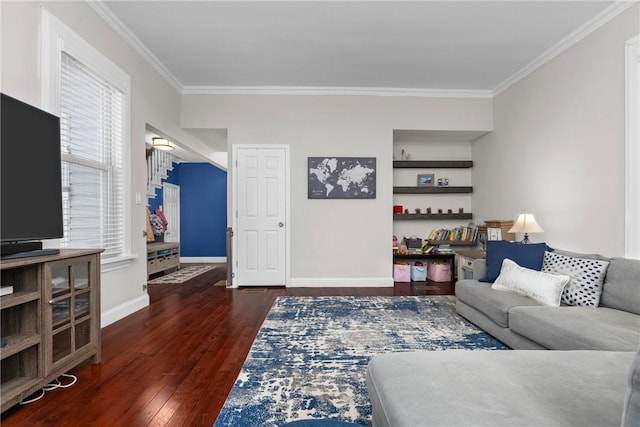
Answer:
98;1;633;163
100;0;627;94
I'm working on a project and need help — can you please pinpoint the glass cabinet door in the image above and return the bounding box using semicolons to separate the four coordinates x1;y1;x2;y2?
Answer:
74;262;89;290
51;265;70;298
45;255;97;371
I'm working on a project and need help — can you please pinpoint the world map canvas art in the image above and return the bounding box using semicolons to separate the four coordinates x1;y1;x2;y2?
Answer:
308;157;376;199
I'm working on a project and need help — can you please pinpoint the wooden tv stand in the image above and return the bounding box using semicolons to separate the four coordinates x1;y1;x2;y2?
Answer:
0;249;102;413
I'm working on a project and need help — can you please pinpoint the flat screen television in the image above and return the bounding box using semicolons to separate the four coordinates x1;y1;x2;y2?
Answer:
1;93;63;258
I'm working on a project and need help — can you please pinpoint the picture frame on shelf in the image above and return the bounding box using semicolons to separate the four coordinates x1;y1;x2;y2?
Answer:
417;173;434;186
437;177;450;187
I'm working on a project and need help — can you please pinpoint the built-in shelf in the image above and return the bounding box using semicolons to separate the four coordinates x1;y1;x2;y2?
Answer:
393;186;473;194
393;160;473;169
426;240;477;246
393;252;456;260
392;157;476;266
394;213;473;220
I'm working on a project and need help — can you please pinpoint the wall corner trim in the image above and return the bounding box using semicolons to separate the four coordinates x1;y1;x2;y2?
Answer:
101;294;150;328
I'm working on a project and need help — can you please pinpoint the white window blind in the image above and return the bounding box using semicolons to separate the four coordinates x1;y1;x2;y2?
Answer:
59;52;125;259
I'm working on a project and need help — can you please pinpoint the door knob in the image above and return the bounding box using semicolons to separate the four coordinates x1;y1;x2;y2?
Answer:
278;222;284;227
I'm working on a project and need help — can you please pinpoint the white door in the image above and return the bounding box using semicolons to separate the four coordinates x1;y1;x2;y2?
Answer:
162;182;180;243
234;146;289;286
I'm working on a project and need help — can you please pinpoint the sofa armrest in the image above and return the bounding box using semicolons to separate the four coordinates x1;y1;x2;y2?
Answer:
472;259;487;280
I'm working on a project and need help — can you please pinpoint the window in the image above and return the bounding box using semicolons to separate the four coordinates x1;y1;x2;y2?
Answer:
42;10;132;267
626;36;639;259
59;53;125;258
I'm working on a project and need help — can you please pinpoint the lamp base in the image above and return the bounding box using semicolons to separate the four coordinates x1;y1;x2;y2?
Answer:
521;233;530;244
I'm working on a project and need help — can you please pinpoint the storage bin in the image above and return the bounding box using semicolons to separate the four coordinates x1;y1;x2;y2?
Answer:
428;262;452;282
411;265;427;281
404;237;423;249
393;264;411;282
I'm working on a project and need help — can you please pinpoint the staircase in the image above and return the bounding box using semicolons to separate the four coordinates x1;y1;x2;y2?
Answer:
147;149;174;198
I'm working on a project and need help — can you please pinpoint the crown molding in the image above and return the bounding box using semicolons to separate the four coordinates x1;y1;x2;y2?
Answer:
181;85;493;98
87;1;183;92
492;0;639;96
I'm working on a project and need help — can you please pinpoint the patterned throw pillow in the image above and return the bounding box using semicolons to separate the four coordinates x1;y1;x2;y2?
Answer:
541;251;610;307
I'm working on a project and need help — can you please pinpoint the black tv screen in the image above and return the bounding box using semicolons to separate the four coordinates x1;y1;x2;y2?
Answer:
1;93;63;245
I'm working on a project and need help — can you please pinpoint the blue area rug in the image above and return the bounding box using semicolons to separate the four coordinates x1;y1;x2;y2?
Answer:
214;296;508;427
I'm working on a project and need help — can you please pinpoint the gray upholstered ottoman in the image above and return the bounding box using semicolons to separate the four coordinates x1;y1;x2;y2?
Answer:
366;349;636;427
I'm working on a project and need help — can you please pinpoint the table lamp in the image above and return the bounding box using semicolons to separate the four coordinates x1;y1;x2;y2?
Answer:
508;213;543;243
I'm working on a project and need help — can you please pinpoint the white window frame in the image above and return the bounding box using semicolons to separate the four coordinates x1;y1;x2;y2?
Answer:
41;8;134;271
626;35;640;259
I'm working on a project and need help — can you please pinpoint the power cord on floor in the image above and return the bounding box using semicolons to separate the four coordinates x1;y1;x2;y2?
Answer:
19;373;78;405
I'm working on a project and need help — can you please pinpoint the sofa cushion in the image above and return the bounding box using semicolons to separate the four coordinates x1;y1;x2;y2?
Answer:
456;300;547;350
492;258;570;307
455;279;540;328
541;251;610;307
601;257;640;315
367;349;635;427
510;306;640;351
480;240;551;283
622;346;640;427
553;248;610;262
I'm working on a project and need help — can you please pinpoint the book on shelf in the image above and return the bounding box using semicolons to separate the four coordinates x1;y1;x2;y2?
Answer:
422;245;436;254
1;285;14;296
426;224;478;242
436;244;453;254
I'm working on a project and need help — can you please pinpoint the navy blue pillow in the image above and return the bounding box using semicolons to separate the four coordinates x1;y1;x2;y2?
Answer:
479;240;553;283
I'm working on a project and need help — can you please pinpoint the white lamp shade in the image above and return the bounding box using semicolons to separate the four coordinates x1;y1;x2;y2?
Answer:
508;214;544;233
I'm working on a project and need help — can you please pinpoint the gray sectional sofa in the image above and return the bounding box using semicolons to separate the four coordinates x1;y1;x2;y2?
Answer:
455;250;640;351
367;248;640;426
367;348;638;427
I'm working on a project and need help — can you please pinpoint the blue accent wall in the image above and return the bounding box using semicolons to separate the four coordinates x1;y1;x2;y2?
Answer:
147;162;227;257
176;163;227;257
148;187;163;212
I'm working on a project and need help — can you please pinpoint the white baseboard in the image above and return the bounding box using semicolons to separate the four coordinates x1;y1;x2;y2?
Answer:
180;256;227;263
289;277;394;287
101;294;149;328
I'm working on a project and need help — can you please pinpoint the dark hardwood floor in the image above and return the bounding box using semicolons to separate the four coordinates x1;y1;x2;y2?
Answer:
1;264;453;426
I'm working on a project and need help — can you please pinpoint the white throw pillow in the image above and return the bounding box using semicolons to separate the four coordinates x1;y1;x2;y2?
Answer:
541;251;610;307
491;258;571;306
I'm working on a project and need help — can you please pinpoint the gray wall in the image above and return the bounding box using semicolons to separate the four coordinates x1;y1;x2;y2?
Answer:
473;4;639;256
181;95;492;284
